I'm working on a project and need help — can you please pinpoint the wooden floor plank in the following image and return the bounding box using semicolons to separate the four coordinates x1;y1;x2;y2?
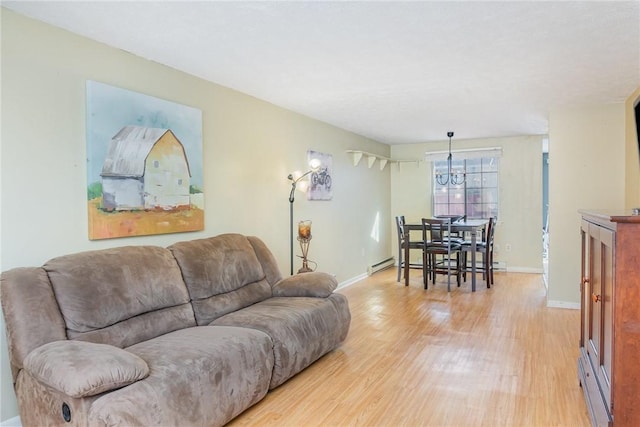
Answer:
229;269;590;426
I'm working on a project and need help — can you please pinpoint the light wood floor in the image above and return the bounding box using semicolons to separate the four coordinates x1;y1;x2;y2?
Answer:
229;268;591;427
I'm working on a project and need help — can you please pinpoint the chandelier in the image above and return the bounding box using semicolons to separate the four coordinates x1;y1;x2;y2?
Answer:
435;131;466;186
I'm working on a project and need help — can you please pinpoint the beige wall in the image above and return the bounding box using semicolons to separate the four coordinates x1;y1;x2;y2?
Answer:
0;10;392;421
547;103;626;306
390;135;544;273
625;87;640;208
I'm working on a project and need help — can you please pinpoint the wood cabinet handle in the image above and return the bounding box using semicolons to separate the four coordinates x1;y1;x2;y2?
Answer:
592;293;601;303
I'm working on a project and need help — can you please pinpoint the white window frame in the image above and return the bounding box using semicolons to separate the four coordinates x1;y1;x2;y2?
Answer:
426;147;502;219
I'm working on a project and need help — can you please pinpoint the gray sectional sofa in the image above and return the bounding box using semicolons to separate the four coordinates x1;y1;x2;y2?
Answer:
1;233;351;426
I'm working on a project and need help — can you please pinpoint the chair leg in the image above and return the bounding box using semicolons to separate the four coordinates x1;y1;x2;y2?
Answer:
485;254;490;288
462;251;467;282
446;251;453;292
431;254;437;285
490;251;495;285
397;245;402;282
422;250;428;289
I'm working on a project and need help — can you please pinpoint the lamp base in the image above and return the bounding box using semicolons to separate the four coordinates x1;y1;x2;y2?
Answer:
297;236;313;274
297;265;313;274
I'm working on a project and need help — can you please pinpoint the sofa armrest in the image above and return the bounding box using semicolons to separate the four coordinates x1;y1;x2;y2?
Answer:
23;340;149;398
272;272;338;298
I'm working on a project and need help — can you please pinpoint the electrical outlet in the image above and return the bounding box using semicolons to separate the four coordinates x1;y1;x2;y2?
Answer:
505;244;512;252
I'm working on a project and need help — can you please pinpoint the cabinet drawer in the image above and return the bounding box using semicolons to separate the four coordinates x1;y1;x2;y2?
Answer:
579;350;612;427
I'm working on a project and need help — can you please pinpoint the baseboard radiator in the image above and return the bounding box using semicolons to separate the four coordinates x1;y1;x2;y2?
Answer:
493;261;506;271
367;257;395;275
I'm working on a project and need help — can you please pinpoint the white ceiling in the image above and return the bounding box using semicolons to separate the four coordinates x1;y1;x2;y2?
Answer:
3;1;639;144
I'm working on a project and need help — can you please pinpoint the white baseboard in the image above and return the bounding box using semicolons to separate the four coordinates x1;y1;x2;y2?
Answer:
337;273;368;290
336;267;545;289
547;300;580;310
0;416;21;427
506;266;544;274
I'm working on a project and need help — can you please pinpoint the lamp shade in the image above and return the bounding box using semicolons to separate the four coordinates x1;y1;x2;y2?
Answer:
297;180;309;193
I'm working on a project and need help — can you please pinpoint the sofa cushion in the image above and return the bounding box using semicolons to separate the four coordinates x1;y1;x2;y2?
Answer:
23;340;149;398
88;326;274;427
212;294;351;389
44;246;195;346
169;234;272;325
247;235;283;286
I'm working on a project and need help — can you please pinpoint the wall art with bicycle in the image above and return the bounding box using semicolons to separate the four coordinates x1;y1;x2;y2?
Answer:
307;150;332;201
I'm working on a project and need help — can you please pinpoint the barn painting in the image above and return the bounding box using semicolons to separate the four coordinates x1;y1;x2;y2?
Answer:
101;126;191;211
86;81;203;240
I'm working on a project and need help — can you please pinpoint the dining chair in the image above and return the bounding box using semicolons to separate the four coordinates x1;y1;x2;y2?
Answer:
421;218;463;291
395;215;423;282
461;216;496;287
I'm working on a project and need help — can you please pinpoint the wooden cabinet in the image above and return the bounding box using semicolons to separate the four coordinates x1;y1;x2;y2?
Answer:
579;210;640;427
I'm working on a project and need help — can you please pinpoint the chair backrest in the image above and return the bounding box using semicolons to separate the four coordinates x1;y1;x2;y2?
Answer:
487;217;496;246
477;217;496;257
395;215;407;246
421;217;452;245
478;217;495;243
434;214;465;238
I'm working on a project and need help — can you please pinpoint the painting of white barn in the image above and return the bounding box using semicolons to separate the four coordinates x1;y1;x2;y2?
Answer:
101;126;191;211
86;81;203;240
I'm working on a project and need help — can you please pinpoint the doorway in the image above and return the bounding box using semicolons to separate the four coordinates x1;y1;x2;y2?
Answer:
542;139;549;287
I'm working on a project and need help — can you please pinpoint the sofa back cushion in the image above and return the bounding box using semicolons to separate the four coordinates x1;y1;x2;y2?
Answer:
168;234;274;325
44;246;195;348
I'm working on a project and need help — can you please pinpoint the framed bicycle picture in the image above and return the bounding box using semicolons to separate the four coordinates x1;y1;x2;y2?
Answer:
307;150;332;201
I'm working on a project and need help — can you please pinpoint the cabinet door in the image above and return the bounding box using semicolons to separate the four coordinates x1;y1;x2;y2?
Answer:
580;220;590;350
587;223;613;412
598;227;614;412
587;223;602;379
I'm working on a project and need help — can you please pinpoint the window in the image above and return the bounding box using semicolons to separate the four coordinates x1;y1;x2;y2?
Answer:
433;157;499;219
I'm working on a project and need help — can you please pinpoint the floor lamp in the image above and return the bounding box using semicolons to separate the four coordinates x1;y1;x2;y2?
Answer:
287;159;321;275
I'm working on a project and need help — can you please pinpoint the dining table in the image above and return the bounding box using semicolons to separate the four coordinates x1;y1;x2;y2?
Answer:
403;218;490;292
